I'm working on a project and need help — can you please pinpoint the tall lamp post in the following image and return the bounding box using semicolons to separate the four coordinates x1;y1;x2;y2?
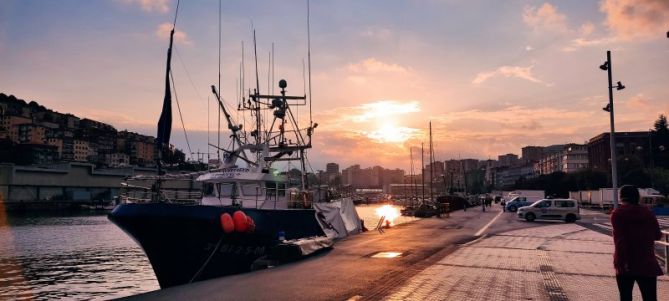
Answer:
600;50;625;209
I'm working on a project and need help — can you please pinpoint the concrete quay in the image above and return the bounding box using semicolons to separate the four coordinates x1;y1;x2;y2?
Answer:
120;206;668;301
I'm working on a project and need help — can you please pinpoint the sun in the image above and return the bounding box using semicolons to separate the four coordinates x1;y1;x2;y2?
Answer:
366;122;417;144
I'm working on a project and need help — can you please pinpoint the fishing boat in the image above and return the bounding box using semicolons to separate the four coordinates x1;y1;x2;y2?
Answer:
108;2;361;288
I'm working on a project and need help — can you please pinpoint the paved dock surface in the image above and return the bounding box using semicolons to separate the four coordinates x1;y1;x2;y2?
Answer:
383;223;668;300
121;206;668;301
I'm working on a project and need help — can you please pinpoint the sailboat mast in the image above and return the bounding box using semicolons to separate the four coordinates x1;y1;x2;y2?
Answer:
421;142;425;203
410;147;415;204
429;121;434;202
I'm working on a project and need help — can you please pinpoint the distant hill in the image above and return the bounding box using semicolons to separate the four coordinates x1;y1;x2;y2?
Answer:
0;92;185;167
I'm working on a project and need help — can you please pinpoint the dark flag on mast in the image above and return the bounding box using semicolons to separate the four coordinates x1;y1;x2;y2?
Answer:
156;28;175;155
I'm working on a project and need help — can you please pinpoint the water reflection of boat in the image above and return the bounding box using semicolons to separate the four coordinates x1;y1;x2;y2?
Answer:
108;3;361;288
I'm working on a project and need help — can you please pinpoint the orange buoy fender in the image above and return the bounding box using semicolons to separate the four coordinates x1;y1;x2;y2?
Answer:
245;215;255;233
233;210;248;233
220;213;235;233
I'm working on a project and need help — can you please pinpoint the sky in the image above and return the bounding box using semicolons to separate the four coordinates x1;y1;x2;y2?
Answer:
1;0;669;172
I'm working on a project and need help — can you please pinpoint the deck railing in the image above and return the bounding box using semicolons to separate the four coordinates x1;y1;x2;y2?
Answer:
120;189;202;205
657;230;669;274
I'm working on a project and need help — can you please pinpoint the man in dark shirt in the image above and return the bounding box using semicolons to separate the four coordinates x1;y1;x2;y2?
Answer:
611;185;663;301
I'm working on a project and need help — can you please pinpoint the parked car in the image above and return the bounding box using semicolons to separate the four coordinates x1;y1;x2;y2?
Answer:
517;199;580;223
504;196;535;212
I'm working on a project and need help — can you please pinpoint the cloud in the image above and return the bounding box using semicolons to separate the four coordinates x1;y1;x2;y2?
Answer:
624;93;651;108
347;58;409;74
363;124;420;144
523;3;569;33
327;58;424;102
359;27;393;41
578;22;596;36
600;0;669;40
424;106;601;159
82;109;155;130
437;106;590;126
520;3;618;52
472;65;548;85
351;100;421;122
312;130;416;169
309;100;426;168
121;0;170;13
315;100;423;143
562;36;614;52
310;101;662;167
155;23;192;45
581;95;608;107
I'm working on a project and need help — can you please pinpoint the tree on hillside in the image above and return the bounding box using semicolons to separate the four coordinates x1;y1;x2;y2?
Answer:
651;114;669;169
654;114;668;133
649;168;669;195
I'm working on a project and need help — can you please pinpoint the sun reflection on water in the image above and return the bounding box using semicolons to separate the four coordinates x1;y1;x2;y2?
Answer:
375;205;401;225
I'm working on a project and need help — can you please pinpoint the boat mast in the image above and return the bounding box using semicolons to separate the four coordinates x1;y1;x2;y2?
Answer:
303;0;313;190
207;95;210;168
410;147;415;205
217;0;222;161
156;0;180;177
252;30;263;165
210;86;252;167
429;121;434;203
421;142;425;203
307;0;313;129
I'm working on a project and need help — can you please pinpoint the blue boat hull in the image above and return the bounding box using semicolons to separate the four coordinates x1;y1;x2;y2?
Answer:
108;203;327;288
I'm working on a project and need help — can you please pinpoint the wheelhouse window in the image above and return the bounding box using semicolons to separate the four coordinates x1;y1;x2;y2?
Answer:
216;183;234;197
266;182;277;199
203;183;215;196
241;183;262;196
278;183;286;197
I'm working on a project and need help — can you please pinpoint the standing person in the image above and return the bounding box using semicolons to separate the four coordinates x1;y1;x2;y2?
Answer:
611;185;663;301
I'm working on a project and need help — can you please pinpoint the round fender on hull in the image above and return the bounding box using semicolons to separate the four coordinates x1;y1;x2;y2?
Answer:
233;211;249;233
246;216;256;233
220;213;235;233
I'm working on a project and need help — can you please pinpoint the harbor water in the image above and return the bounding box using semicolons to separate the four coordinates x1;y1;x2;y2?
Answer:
0;204;415;300
0;213;159;300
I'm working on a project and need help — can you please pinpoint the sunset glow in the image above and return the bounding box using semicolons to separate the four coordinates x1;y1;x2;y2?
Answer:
375;205;401;226
366;123;418;144
1;0;668;170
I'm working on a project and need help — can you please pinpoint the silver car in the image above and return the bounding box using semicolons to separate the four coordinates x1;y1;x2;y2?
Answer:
517;199;580;223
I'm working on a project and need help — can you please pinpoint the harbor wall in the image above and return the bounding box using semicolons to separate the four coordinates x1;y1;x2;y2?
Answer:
0;163;201;211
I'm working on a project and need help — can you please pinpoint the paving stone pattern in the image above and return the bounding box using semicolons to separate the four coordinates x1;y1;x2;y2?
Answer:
383;224;668;300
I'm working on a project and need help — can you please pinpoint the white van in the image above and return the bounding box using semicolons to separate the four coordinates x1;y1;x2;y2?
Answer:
517;199;580;223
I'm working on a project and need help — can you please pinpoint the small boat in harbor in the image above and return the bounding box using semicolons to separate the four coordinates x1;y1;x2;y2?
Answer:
109;2;361;288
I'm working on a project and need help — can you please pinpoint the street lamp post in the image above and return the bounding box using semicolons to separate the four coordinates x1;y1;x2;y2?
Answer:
648;131;653;166
600;50;625;209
